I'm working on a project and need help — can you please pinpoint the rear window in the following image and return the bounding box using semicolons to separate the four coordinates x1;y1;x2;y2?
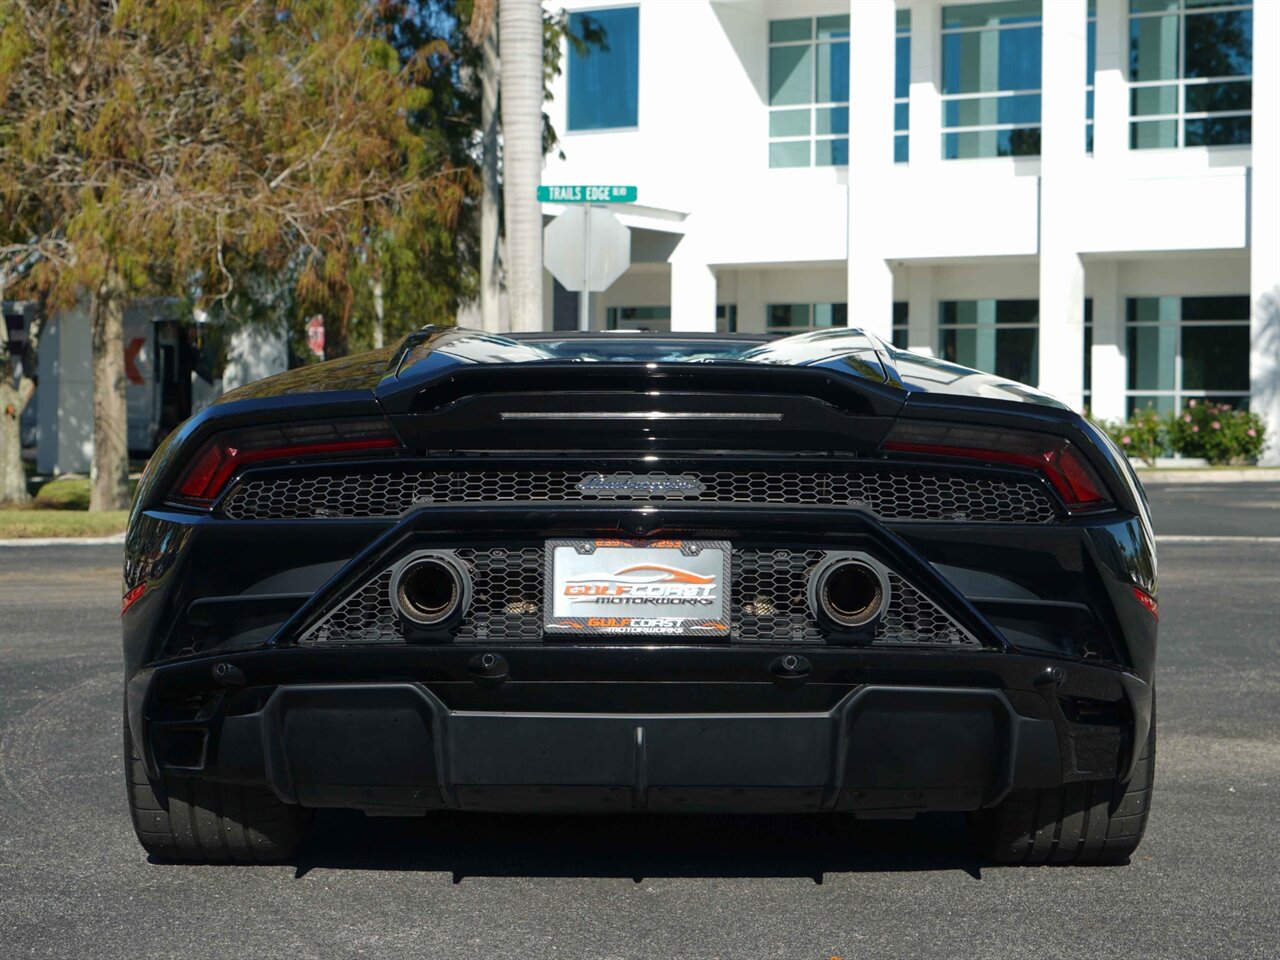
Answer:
523;337;769;364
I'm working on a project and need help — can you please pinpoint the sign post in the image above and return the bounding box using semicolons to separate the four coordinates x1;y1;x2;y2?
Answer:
539;185;637;330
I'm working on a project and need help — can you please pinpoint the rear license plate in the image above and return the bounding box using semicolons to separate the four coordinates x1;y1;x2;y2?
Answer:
544;539;731;637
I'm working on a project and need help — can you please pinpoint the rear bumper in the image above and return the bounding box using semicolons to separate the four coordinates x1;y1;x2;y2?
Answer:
127;646;1153;816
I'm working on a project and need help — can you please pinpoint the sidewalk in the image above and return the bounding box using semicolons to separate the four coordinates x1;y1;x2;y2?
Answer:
0;533;126;547
1135;468;1280;485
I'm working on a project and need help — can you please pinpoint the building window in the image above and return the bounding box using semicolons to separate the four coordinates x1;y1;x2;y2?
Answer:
1129;0;1252;149
717;304;738;333
1083;298;1093;406
941;1;1042;159
892;301;909;349
768;303;847;334
938;299;1039;386
568;7;639;131
767;16;849;168
1087;0;1097;152
895;10;911;163
605;306;670;331
1125;295;1250;414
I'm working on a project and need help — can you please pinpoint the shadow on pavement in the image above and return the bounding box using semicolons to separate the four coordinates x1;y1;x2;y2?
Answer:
287;809;985;882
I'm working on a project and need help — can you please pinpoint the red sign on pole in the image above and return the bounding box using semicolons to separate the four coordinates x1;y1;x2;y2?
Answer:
124;337;147;385
305;315;325;360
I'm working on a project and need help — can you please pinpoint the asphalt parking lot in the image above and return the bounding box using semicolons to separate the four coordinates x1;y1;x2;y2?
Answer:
2;482;1277;960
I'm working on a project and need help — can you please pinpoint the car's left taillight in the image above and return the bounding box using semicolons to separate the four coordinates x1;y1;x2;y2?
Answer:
168;418;401;508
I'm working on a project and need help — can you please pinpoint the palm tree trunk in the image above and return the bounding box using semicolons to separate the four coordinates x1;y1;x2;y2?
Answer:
480;16;503;333
499;0;544;332
90;270;130;511
371;275;385;348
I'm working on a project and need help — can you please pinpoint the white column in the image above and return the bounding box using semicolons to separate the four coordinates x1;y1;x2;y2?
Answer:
1250;0;1280;465
737;269;764;334
1036;0;1089;411
1092;0;1128;162
670;256;717;332
847;0;896;339
906;264;935;355
1089;260;1126;422
36;299;93;475
907;0;941;169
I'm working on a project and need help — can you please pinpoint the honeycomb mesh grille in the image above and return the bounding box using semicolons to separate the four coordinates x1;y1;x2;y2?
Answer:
299;547;978;648
301;547;546;646
221;467;1058;523
730;550;976;646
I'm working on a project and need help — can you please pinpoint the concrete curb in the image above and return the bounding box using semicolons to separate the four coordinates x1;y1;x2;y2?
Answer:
1136;469;1280;485
0;533;125;548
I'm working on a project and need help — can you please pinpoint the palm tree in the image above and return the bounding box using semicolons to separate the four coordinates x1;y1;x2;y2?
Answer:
498;0;545;332
469;0;504;332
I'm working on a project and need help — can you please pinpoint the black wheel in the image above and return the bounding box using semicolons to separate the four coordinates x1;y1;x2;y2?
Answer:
124;713;311;863
972;724;1154;865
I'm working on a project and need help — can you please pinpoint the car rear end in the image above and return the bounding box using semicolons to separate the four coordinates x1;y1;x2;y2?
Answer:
122;329;1157;863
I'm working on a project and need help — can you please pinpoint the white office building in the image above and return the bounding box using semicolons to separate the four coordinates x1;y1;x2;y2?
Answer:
536;0;1279;460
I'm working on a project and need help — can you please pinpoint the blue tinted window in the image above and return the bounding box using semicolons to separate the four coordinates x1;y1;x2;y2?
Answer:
1128;1;1253;149
1087;18;1097;79
941;2;1041;158
817;41;849;102
895;11;911;163
895;35;910;98
1185;9;1251;78
942;26;1041;94
767;15;852;168
568;7;639;131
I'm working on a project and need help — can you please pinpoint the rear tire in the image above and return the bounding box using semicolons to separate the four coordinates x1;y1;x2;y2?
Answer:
972;724;1154;865
124;713;311;863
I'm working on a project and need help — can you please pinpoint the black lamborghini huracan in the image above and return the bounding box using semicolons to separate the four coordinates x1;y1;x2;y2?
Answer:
122;327;1156;864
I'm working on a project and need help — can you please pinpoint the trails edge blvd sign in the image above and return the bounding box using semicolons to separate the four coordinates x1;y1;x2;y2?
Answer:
537;185;637;203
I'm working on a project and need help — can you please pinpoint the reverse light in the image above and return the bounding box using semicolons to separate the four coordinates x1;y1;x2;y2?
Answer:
883;421;1113;511
170;419;400;506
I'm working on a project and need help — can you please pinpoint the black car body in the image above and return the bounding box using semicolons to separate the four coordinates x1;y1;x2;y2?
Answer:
122;328;1157;864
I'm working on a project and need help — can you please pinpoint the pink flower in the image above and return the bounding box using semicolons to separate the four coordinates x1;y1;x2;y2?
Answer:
1121;435;1132;445
1247;429;1257;437
1211;421;1221;430
1191;425;1199;433
1183;414;1192;422
1189;399;1197;407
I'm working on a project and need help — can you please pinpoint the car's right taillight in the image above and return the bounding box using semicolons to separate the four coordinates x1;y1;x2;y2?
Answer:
882;421;1113;513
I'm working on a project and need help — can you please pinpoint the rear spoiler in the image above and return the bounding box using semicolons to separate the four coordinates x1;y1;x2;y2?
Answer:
377;363;908;455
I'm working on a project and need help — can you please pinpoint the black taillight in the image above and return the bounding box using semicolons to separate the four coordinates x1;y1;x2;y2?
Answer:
170;418;400;507
882;421;1113;512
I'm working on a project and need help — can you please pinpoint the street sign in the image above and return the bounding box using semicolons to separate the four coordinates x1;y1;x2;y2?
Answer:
544;206;631;294
537;184;637;204
543;206;632;331
305;315;325;359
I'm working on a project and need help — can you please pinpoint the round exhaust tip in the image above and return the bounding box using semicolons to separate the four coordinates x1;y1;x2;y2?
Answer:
390;553;470;628
810;555;890;630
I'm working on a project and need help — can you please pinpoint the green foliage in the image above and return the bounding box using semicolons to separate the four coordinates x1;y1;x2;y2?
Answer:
1094;402;1267;466
0;509;129;538
1;0;475;352
1094;407;1166;467
1167;401;1266;465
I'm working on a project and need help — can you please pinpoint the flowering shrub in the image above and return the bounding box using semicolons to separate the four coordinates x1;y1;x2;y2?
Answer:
1095;407;1167;467
1166;401;1267;464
